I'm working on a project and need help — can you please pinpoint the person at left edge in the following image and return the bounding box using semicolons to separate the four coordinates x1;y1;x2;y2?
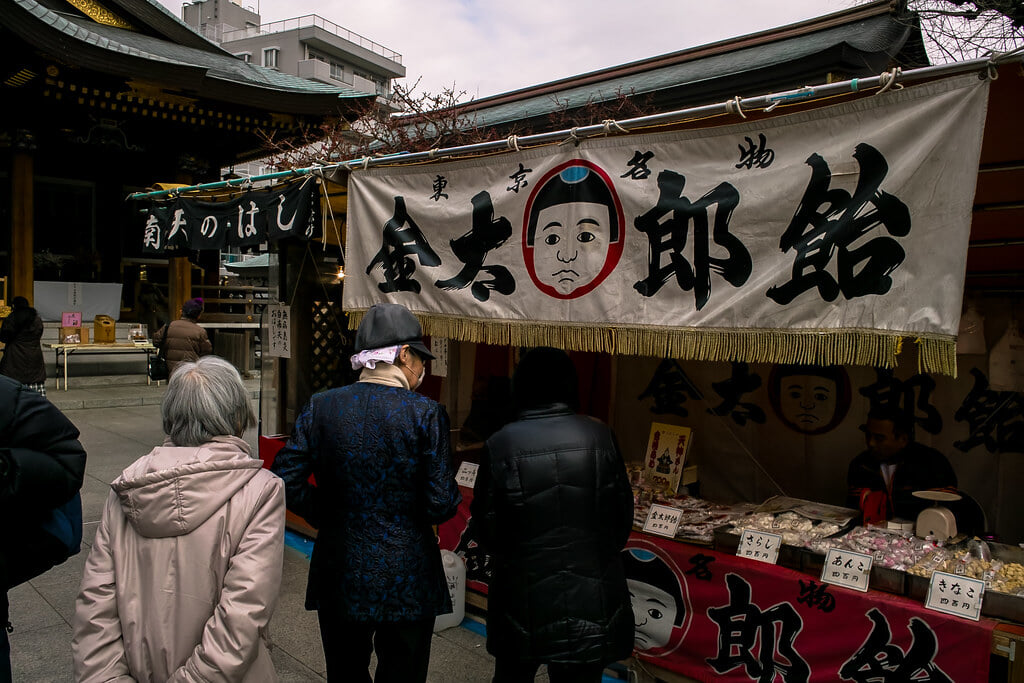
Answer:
272;302;461;683
0;296;47;397
0;375;86;683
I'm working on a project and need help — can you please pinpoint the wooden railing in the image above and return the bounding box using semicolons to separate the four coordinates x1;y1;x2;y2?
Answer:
192;284;270;324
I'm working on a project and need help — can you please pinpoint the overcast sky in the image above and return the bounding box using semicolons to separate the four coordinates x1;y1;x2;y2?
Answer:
161;0;860;98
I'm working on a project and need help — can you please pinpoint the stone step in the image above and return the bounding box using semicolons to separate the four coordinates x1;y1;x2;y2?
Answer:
48;376;267;411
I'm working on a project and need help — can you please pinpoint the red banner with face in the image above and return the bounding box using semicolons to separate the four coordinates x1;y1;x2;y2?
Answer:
625;533;994;683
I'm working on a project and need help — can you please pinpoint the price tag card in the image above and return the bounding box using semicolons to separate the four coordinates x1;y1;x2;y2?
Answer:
62;311;82;327
925;570;984;621
455;461;479;489
736;529;782;565
820;548;873;592
642;504;682;538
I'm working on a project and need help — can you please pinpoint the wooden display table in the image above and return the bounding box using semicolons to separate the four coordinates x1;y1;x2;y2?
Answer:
46;342;156;390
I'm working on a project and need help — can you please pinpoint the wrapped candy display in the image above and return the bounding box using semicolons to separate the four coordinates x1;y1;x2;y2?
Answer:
908;547;1024;596
808;526;942;572
726;511;843;546
632;491;756;544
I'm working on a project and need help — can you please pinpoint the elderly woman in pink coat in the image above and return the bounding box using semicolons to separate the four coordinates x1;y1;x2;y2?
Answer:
72;356;284;682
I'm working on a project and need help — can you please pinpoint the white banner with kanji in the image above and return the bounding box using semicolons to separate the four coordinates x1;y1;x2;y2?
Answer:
344;74;989;375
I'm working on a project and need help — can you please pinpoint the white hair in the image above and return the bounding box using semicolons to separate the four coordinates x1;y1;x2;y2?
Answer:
161;356;255;446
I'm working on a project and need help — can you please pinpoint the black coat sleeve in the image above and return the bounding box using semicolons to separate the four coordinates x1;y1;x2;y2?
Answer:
0;378;87;517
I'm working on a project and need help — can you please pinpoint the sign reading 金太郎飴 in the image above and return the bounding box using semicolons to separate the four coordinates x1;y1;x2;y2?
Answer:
344;75;990;375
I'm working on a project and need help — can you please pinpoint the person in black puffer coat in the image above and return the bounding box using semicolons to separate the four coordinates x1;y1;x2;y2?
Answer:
0;297;46;396
0;375;87;682
471;347;634;683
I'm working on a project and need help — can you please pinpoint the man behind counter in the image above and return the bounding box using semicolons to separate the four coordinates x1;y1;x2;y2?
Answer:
847;406;958;525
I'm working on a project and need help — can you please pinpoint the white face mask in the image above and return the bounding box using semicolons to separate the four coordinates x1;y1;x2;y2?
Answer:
402;347;425;390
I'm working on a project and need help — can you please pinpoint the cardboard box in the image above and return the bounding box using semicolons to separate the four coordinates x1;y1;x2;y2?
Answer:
94;315;116;343
59;326;89;344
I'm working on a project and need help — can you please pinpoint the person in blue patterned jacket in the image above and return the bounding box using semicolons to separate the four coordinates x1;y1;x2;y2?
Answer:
272;302;461;683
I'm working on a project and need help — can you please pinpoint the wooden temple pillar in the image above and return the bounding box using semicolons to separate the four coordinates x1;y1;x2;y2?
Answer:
168;256;192;322
10;130;36;304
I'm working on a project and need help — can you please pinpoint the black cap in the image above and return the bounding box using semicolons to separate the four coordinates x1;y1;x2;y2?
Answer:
354;303;435;360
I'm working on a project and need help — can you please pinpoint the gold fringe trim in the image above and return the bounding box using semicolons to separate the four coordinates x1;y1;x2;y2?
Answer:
345;310;958;377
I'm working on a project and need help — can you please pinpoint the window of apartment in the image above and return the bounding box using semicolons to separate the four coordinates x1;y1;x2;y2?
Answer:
263;48;279;69
330;62;344;80
235;52;251;63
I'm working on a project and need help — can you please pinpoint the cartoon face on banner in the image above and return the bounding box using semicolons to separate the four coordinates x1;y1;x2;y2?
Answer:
769;364;851;435
522;160;625;299
622;541;692;655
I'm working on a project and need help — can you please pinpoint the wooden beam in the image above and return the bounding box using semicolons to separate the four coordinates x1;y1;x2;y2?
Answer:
10;149;33;303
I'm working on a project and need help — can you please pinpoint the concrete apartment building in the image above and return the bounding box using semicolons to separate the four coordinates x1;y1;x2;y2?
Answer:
181;0;405;100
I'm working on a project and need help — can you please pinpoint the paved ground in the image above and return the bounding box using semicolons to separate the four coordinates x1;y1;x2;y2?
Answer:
7;381;508;682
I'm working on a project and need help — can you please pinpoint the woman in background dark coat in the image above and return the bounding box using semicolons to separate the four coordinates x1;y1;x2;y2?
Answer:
152;298;212;376
472;347;635;683
0;297;46;396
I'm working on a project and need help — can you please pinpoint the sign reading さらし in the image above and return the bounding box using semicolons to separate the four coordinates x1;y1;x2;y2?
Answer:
344;75;990;376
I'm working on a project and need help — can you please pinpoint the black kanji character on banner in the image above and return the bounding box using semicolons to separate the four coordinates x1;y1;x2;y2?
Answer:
621;150;655;180
142;210;165;252
707;574;809;683
859;369;943;436
767;143;910;305
796;579;836;612
839;608;952;683
366;196;442;293
454;516;492;586
708;362;766;426
634;170;751;310
507;163;532;193
435;191;516;302
684;553;716;581
430;175;449;201
954;368;1024;453
638;359;703;417
736;133;775;170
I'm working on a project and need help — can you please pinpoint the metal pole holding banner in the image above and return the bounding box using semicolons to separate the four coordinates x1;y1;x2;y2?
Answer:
126;55;1020;202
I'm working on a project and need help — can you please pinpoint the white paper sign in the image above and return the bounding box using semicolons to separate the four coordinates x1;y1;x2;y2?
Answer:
430;338;449;377
925;570;984;621
266;304;291;358
820;548;873;592
455;461;478;489
736;529;782;565
642;504;682;538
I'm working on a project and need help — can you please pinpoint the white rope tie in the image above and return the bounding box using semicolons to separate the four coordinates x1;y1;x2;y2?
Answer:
876;67;903;95
560;127;581;146
362;156;371;170
506;135;520;152
989;44;1024;65
726;96;747;118
601;119;628;136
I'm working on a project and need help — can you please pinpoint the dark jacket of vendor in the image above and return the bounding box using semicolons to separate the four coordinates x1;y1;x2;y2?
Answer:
471;347;635;670
847;407;957;524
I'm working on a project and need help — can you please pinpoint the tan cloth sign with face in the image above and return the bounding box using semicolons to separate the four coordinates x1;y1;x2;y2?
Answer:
345;74;989;375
